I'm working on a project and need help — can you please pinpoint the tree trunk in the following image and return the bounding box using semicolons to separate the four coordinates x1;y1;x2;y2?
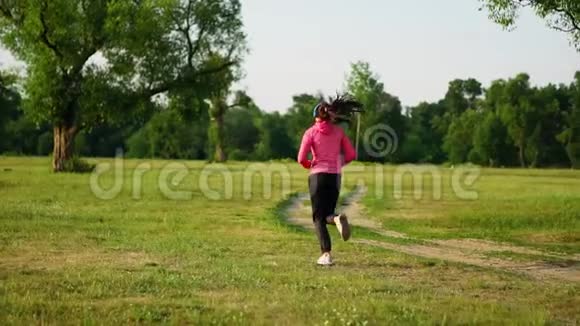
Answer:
213;114;226;162
52;124;77;172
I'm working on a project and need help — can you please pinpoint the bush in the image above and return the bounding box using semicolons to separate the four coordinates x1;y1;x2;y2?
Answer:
62;156;95;173
126;129;150;158
1;151;21;156
36;132;53;155
228;149;250;161
467;149;484;165
567;142;580;169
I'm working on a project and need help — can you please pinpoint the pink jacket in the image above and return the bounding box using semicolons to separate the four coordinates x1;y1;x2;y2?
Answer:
297;120;356;174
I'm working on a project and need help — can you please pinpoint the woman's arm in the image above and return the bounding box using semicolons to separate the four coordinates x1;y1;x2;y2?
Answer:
341;131;356;165
297;130;313;169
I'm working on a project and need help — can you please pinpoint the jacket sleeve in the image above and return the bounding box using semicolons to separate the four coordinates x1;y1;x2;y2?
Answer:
341;131;356;165
297;130;313;169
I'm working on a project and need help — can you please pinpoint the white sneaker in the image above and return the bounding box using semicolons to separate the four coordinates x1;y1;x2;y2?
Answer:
334;214;351;241
317;253;333;266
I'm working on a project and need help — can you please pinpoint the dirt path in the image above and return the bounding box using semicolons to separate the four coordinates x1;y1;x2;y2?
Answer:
285;186;580;282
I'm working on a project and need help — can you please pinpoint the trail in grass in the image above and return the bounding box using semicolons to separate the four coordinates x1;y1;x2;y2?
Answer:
284;186;580;282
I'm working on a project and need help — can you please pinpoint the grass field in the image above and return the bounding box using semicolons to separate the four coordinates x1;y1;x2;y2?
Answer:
364;166;580;254
0;157;579;325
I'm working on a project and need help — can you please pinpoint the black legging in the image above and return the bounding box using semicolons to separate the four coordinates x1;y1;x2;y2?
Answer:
308;173;341;253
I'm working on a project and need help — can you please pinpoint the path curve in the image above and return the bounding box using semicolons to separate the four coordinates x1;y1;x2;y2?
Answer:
284;186;580;282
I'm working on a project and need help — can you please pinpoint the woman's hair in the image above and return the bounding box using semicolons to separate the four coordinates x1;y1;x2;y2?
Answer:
328;94;363;123
313;94;363;123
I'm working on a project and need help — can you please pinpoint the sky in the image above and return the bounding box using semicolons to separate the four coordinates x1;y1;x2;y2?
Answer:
238;0;580;111
1;0;579;112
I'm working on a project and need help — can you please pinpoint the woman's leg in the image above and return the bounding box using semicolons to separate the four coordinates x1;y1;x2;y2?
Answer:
325;174;341;224
328;174;351;241
309;173;332;253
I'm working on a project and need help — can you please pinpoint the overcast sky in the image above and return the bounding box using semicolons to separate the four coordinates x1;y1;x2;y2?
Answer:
1;0;579;112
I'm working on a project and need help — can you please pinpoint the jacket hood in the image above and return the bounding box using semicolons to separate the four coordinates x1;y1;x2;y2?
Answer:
314;120;333;134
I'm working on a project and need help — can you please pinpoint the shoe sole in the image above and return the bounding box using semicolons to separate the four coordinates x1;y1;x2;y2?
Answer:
336;214;351;241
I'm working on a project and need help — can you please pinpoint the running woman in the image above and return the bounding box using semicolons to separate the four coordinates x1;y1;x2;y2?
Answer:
297;101;357;266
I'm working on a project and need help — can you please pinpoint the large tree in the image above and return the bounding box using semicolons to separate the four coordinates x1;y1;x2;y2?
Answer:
481;0;580;50
345;61;405;162
0;0;245;171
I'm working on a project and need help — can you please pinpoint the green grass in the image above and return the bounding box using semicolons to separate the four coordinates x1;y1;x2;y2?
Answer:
363;165;580;254
0;157;579;325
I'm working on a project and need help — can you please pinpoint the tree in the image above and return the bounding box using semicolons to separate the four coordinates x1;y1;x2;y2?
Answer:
224;106;261;161
208;90;252;162
480;0;580;50
489;75;561;168
0;71;20;152
490;74;537;167
131;110;184;159
444;79;482;116
285;94;321;151
345;61;405;162
527;84;568;167
208;96;228;162
0;71;51;155
558;72;580;168
125;92;211;160
443;110;481;164
254;112;294;160
433;78;482;137
0;0;246;171
473;111;514;166
404;101;447;163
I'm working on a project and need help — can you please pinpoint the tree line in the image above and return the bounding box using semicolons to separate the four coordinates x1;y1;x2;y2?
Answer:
1;0;578;170
2;62;579;168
